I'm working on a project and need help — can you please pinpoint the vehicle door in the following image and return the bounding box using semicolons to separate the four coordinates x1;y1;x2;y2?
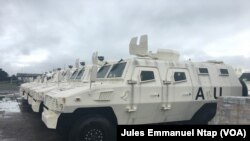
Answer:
129;67;162;124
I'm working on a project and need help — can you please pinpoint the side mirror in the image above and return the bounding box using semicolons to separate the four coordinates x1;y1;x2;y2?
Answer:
98;56;104;61
68;65;73;69
90;65;98;82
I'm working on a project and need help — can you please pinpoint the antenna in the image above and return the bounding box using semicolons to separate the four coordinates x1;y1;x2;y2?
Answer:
92;52;98;65
75;58;80;69
129;34;148;57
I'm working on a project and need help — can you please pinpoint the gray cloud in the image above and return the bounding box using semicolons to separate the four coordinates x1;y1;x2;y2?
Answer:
0;0;250;75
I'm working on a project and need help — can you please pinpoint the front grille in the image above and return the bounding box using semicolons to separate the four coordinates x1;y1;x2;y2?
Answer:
44;95;57;110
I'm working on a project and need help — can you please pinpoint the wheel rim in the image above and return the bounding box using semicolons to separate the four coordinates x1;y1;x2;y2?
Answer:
82;128;104;141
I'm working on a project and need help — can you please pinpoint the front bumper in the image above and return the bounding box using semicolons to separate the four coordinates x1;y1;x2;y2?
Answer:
42;108;61;129
31;99;41;112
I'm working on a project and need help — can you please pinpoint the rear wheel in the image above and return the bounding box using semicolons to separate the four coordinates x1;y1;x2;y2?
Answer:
69;115;116;141
38;102;44;114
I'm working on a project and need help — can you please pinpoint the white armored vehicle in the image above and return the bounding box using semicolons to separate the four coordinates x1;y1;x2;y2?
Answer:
31;56;105;113
31;63;87;113
27;68;66;105
20;74;47;100
42;35;246;141
29;65;75;113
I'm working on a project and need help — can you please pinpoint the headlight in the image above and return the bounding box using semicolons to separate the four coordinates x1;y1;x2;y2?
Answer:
44;95;64;112
33;92;43;101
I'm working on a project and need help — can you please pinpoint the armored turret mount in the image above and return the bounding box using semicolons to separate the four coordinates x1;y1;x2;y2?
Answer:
129;35;180;61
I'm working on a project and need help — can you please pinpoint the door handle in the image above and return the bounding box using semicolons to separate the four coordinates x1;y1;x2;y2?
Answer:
151;93;160;97
182;93;191;96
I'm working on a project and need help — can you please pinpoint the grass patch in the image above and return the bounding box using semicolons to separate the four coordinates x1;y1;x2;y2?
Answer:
0;81;19;91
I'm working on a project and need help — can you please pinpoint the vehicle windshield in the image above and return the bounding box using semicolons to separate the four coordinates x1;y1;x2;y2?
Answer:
70;70;78;79
62;71;69;79
97;65;111;78
75;69;85;80
107;62;126;78
240;73;250;81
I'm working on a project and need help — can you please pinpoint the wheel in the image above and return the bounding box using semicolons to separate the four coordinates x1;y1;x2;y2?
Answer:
38;102;44;115
69;115;116;141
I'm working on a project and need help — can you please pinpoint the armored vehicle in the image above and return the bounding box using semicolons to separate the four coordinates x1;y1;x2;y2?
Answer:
20;74;47;100
31;63;87;113
31;55;105;113
29;66;75;112
26;59;81;103
27;68;66;105
42;35;246;141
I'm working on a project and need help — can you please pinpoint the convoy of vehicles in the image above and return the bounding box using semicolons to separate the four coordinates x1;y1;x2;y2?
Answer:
19;35;248;141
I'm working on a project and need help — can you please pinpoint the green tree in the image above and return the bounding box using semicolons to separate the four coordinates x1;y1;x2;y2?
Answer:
0;68;9;81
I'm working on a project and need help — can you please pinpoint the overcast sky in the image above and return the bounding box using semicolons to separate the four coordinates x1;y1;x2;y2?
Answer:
0;0;250;75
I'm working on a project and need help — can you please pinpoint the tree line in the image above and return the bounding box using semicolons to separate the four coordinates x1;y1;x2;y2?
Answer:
0;68;17;81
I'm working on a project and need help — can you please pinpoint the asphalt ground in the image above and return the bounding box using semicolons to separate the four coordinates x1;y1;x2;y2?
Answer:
0;92;65;141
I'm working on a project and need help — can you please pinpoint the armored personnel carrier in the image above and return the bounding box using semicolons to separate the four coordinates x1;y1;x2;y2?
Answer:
27;68;67;105
42;35;246;141
30;55;105;113
20;73;47;100
28;65;75;112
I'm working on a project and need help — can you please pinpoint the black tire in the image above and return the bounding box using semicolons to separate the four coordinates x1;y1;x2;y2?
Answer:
38;102;44;115
239;79;248;97
69;115;116;141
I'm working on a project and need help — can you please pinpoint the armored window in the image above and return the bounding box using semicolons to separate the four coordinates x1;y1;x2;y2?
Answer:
75;69;85;79
240;73;250;81
199;68;209;74
107;62;126;78
174;72;186;81
220;69;229;75
140;71;155;81
97;65;111;78
70;70;78;79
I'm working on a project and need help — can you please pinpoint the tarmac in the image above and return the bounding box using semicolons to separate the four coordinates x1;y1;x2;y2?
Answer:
0;92;65;141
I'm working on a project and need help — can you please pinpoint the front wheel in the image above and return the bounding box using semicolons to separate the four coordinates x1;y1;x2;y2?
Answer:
69;115;116;141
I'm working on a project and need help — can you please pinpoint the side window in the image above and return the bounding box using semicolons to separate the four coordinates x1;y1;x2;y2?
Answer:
140;71;155;82
174;72;186;81
199;68;209;74
220;69;229;76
